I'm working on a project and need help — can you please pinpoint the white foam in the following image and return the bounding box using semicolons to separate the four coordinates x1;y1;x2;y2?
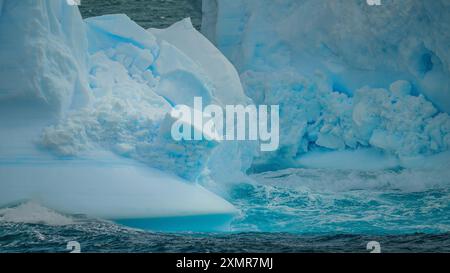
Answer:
0;202;74;226
252;166;450;193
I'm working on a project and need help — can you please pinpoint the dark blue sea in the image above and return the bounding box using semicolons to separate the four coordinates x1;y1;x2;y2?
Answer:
79;0;202;30
0;0;449;253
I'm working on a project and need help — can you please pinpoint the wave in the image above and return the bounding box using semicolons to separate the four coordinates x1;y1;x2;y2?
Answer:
0;202;74;226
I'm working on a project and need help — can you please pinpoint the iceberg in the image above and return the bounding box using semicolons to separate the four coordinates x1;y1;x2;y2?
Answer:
202;0;450;171
0;0;248;231
1;0;449;234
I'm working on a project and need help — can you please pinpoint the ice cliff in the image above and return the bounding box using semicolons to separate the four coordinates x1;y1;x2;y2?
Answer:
202;0;450;170
0;0;249;181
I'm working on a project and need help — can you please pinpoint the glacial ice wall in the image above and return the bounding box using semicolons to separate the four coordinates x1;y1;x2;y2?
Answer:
0;0;250;182
202;0;450;168
202;0;450;112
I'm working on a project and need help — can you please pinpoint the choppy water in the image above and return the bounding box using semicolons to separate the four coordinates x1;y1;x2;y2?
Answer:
79;0;202;29
236;168;450;234
1;220;449;253
1;167;450;253
1;1;449;253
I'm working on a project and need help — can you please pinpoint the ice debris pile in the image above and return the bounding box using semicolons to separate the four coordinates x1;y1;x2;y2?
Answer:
202;0;450;167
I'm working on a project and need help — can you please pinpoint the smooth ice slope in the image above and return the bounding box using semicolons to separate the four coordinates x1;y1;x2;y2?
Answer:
0;0;248;230
0;155;237;231
149;18;250;106
203;0;450;170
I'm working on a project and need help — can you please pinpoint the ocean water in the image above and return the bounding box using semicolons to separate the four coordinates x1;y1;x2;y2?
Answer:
1;220;449;253
1;0;449;253
1;167;449;253
79;0;202;29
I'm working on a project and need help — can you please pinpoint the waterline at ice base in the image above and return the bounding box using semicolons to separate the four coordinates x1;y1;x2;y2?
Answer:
0;0;450;252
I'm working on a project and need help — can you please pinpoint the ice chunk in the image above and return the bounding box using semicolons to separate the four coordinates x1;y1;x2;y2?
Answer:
390;80;412;97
